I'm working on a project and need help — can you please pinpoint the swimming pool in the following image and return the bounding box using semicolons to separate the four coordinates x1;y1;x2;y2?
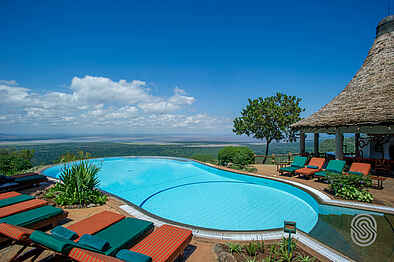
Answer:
43;157;320;232
43;157;394;261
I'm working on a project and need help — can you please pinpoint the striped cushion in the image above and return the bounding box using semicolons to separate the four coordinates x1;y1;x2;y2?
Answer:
0;192;21;200
69;247;124;262
0;199;48;218
67;211;125;241
0;223;34;241
130;225;192;262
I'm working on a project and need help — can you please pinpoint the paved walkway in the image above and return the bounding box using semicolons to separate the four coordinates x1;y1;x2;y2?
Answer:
251;164;394;207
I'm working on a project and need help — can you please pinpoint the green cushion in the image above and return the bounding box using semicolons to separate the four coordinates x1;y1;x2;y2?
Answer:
349;171;363;176
0;205;63;227
0;194;33;208
279;166;299;173
325;160;346;173
14;174;46;183
78;234;109;251
307;165;318;169
30;230;98;254
51;226;78;240
314;171;327;177
94;217;153;256
116;249;152;262
291;156;307;168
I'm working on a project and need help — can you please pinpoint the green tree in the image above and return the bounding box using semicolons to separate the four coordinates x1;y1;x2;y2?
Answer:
0;149;34;176
233;93;304;164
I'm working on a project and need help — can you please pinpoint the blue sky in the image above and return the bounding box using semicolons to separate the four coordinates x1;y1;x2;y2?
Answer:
0;0;391;135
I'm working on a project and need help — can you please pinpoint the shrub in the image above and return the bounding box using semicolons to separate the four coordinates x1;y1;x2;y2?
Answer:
45;160;107;206
226;242;242;254
218;146;255;168
190;154;217;164
327;173;373;202
0;149;34;176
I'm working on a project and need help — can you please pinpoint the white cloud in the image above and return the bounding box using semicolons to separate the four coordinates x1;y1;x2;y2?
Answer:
0;80;18;85
0;76;230;133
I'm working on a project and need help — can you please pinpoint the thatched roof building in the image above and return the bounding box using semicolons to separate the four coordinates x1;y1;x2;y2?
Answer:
292;15;394;135
291;15;394;159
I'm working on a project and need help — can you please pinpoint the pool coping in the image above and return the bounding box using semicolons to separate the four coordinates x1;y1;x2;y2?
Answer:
41;156;394;262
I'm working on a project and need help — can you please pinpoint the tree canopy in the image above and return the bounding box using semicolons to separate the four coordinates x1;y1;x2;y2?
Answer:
233;93;304;163
0;149;34;176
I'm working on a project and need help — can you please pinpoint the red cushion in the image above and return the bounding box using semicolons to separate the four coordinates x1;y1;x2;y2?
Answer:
0;192;21;200
0;199;47;218
67;211;125;241
295;167;319;175
69;247;124;262
349;163;371;175
130;225;192;262
0;223;34;241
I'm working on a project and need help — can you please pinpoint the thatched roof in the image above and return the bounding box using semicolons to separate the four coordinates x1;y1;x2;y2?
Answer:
292;15;394;134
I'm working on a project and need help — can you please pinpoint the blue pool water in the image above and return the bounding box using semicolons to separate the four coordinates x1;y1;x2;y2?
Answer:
44;157;319;232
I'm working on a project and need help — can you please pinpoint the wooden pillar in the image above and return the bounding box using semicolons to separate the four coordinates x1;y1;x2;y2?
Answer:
355;133;360;158
314;133;319;156
300;131;306;155
336;128;344;160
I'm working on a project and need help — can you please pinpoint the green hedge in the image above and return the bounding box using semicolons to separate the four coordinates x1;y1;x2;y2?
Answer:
218;146;255;168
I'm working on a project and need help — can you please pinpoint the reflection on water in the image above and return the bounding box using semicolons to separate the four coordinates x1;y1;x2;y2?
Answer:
310;205;394;262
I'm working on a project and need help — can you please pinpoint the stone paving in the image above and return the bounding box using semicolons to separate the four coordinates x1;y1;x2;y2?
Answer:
251;164;394;207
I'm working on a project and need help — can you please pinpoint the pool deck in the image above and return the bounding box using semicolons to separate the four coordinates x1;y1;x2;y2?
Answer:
251;164;394;208
0;187;333;262
2;163;394;261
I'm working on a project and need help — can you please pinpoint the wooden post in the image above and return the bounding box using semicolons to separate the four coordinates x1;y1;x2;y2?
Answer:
300;132;305;155
355;133;360;158
314;133;319;157
336;128;344;160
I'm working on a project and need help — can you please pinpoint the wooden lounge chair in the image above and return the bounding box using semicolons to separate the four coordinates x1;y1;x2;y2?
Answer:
52;224;192;262
28;217;154;259
0;199;48;218
0;192;22;200
295;158;325;179
0;194;33;208
0;173;48;193
279;156;307;176
314;160;346;182
0;205;67;243
345;162;386;189
0;210;124;261
129;224;192;262
344;162;371;176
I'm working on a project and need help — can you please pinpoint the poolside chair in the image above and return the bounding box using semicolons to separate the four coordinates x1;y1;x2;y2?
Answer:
344;162;371;176
314;160;346;182
0;191;22;200
0;205;67;243
67;224;192;262
295;157;325;179
44;224;192;262
128;224;192;262
0;193;33;208
278;156;307;176
0;199;48;218
344;162;386;189
0;210;124;261
0;173;48;193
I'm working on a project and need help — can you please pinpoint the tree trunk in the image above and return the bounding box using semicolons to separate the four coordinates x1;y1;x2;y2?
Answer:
263;141;270;164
